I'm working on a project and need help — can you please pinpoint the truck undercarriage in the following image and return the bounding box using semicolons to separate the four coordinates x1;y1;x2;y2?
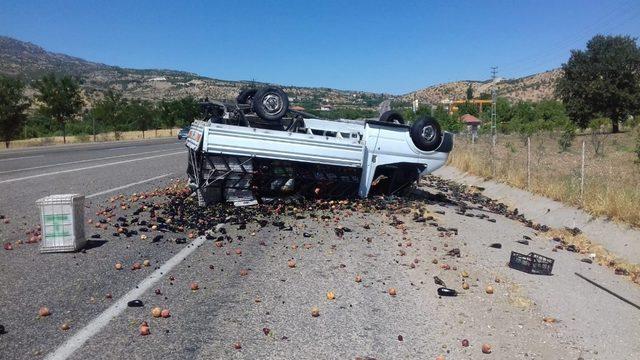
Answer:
186;87;452;206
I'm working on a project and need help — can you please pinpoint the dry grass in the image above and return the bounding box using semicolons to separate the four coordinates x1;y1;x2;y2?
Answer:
3;128;181;149
449;131;640;227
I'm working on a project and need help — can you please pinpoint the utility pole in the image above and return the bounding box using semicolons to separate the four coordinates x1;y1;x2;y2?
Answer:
490;66;498;147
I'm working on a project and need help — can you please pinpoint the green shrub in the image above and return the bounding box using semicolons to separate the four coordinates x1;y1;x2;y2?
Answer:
558;122;576;152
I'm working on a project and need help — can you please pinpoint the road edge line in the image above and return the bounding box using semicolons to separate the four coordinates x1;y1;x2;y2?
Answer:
44;236;208;360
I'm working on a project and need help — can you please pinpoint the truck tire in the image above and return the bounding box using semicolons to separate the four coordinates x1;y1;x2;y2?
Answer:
410;117;443;152
236;88;257;105
252;87;289;122
379;110;405;124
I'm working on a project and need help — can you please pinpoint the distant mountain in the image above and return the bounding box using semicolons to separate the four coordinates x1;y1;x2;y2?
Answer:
403;69;561;105
1;35;560;108
0;36;386;108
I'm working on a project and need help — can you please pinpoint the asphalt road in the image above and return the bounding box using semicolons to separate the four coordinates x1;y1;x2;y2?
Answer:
1;139;639;359
0;138;188;358
0;138;186;240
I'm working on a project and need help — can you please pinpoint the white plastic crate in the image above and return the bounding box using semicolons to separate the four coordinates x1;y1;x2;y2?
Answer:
36;194;86;253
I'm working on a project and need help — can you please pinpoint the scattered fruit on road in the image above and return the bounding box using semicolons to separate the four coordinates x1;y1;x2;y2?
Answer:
327;291;335;300
139;322;150;336
38;307;50;317
151;307;162;318
190;282;199;291
482;343;492;354
311;307;320;317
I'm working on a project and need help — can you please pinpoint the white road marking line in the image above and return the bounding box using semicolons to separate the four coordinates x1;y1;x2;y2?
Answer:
44;236;208;360
107;146;138;151
86;173;173;199
0;155;44;162
0;148;177;175
0;151;184;184
0;138;176;156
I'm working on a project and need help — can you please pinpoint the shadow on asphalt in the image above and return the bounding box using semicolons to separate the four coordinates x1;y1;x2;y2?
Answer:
84;239;108;250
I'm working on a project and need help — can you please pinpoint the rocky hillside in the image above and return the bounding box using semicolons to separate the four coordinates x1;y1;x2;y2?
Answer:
403;69;561;104
0;36;385;108
1;35;560;107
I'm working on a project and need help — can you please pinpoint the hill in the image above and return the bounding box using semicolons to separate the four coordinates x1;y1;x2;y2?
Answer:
0;36;385;109
403;69;561;105
1;35;560;108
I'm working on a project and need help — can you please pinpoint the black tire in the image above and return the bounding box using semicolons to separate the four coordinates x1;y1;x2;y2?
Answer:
252;87;289;122
236;88;257;105
410;117;443;152
379;110;405;124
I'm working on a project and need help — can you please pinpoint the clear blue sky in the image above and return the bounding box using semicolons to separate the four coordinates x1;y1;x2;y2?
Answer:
1;0;639;94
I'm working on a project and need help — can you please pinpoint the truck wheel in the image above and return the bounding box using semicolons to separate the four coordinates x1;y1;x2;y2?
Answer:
379;110;405;124
252;87;289;122
410;117;443;152
237;88;257;105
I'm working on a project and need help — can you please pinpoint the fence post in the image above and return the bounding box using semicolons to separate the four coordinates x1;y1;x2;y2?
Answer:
581;140;585;204
527;137;531;190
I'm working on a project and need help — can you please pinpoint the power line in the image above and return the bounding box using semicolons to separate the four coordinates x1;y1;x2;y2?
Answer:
499;0;640;76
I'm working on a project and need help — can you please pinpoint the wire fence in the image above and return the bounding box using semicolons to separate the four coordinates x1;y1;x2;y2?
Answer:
448;131;640;227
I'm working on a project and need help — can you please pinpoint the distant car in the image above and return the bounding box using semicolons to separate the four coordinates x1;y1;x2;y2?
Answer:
177;126;190;140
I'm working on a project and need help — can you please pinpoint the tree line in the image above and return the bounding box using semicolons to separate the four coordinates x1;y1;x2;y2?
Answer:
1;35;638;148
399;34;640;148
0;73;200;147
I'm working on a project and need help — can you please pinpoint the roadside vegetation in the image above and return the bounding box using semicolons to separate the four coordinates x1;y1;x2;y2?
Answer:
447;35;640;227
0;73;201;148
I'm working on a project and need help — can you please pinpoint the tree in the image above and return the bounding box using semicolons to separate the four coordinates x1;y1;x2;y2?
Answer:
0;76;30;148
434;105;463;132
466;84;474;100
456;101;479;117
159;97;200;133
556;35;640;133
126;100;155;138
33;74;84;143
178;97;201;126
91;90;128;139
496;97;513;133
535;100;570;129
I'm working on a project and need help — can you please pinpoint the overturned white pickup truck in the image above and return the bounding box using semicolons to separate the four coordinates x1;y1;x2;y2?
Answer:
186;87;452;205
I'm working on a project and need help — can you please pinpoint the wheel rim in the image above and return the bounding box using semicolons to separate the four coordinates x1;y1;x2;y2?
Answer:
421;125;436;142
262;93;282;115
